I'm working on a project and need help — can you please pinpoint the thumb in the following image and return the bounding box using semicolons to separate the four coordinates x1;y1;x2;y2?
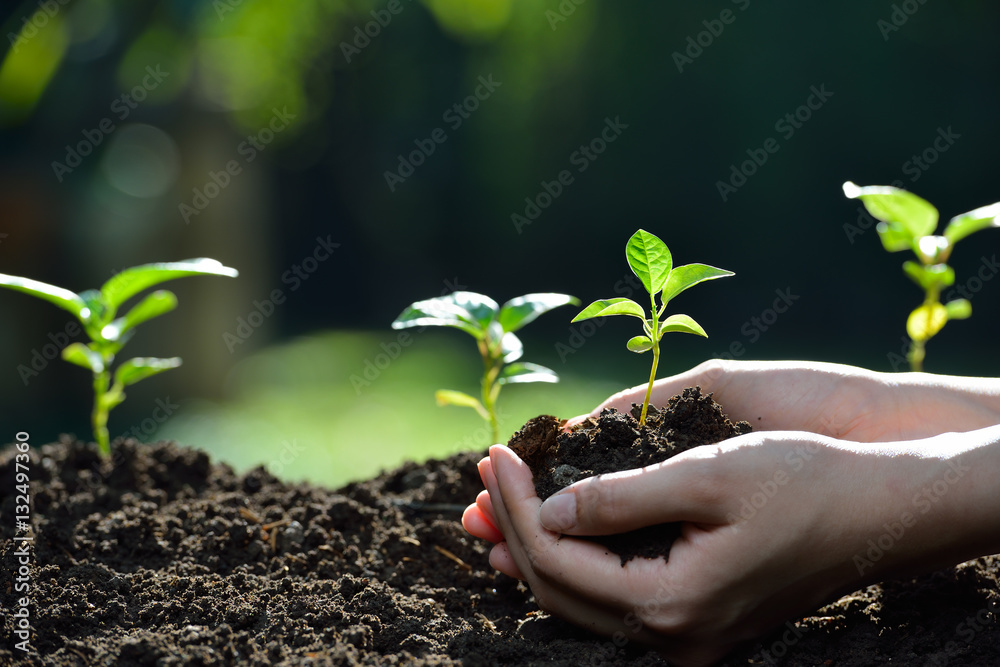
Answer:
538;449;734;535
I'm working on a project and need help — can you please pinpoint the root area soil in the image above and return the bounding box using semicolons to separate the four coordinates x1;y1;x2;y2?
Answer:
509;387;753;563
2;391;998;666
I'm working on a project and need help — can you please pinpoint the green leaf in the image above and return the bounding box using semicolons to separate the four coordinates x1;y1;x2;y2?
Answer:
659;314;708;337
572;298;647;322
113;357;181;388
498;362;559;385
662;264;734;304
498;293;579;333
944;202;1000;245
434;389;490;420
843;182;938;240
448;292;500;330
626;229;672;295
944;299;971;320
626;335;653;353
499;332;523;364
392;296;483;337
0;273;89;320
102;290;178;342
62;343;105;373
100;259;238;312
875;222;915;253
906;303;948;342
902;261;954;290
392;292;498;338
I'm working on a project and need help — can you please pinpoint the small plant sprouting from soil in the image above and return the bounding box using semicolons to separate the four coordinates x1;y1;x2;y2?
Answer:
844;182;1000;371
0;259;239;457
392;291;578;443
573;229;733;425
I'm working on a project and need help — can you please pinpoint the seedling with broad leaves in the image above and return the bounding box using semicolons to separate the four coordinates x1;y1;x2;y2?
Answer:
573;229;733;425
392;291;578;443
844;182;1000;371
0;259;239;458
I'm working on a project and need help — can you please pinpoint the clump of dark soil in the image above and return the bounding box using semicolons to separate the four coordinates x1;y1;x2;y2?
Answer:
509;386;752;563
1;427;998;666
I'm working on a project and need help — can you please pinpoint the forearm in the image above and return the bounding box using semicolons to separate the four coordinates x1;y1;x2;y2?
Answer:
880;371;1000;435
932;424;1000;562
857;425;1000;583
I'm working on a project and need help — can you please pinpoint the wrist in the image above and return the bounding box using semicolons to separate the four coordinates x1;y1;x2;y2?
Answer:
870;371;1000;437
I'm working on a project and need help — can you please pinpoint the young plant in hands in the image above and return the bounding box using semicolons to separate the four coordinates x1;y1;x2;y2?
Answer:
392;291;578;443
0;259;239;458
573;229;733;424
844;182;1000;371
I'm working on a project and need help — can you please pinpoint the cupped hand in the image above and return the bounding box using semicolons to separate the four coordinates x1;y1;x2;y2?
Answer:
475;433;982;667
570;359;1000;442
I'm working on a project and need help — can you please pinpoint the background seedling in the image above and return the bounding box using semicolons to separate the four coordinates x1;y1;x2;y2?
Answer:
844;182;1000;371
392;291;578;443
573;229;733;424
0;259;239;457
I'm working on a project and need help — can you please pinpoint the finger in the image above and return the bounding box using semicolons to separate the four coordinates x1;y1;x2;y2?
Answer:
476;455;491;487
562;414;590;430
475;489;499;528
486;446;679;642
462;503;505;544
488;542;525;580
537;444;738;536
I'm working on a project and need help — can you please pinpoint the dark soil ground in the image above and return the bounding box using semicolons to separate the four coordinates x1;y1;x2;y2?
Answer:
2;390;998;665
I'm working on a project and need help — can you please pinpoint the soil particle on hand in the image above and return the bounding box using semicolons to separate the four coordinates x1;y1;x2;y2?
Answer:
1;419;998;666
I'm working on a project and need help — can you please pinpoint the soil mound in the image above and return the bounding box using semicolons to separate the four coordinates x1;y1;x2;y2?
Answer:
1;426;997;665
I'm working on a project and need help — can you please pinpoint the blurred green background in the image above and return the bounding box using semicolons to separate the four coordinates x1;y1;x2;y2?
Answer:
1;0;999;488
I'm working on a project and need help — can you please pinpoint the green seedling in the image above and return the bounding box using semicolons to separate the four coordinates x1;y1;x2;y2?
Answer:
573;229;733;425
0;259;239;457
844;182;1000;371
392;291;578;443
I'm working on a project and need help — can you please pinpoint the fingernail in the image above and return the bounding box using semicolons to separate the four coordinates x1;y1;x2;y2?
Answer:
539;493;576;532
477;457;491;487
481;456;499;495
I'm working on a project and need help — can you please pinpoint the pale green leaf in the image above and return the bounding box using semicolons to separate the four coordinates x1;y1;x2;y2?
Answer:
571;298;647;322
0;273;89;320
102;290;178;342
944;299;972;320
843;182;938;239
662;264;734;304
392;291;499;338
626;229;672;295
434;389;489;420
498;362;559;385
113;357;181;387
499;331;523;364
944;202;1000;245
659;314;708;337
61;343;104;373
902;261;954;290
100;259;238;312
392;296;483;337
876;222;915;253
498;293;579;333
626;335;653;353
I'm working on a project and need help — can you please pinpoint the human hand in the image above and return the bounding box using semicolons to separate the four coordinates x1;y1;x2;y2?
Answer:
469;430;999;667
569;359;1000;442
